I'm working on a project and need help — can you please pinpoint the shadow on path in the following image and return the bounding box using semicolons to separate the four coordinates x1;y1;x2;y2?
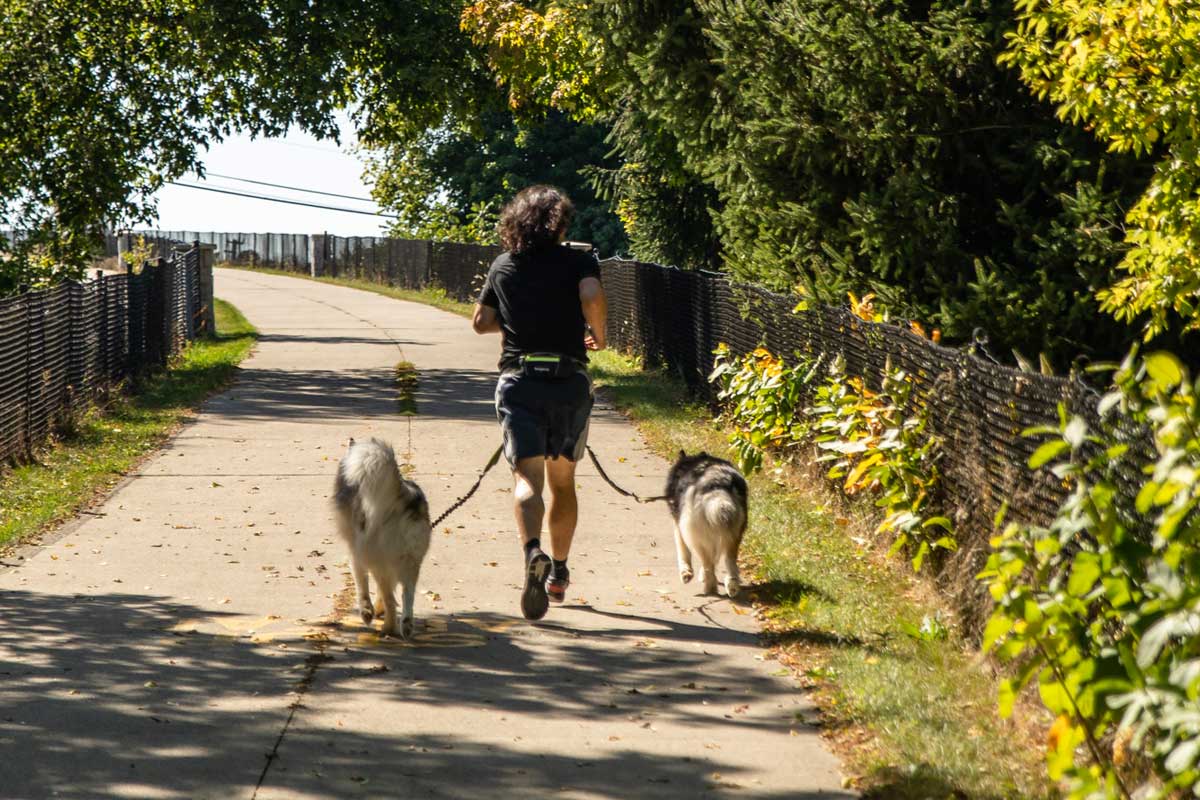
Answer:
0;591;300;798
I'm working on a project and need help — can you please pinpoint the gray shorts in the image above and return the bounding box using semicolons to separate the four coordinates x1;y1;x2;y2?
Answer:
495;369;593;466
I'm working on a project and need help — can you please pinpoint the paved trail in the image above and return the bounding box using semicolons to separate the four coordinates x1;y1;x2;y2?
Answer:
0;269;849;799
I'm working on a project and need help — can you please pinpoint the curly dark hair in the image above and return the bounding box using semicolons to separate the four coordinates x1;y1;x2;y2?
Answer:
498;185;574;254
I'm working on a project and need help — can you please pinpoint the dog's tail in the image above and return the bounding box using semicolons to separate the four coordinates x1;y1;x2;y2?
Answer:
340;438;402;498
701;492;745;532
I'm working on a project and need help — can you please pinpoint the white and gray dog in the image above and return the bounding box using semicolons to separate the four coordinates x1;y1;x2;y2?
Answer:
666;450;749;597
333;438;431;638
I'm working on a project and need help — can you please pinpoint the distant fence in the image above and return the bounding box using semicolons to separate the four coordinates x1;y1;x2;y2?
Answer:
108;231;501;302
1;245;213;465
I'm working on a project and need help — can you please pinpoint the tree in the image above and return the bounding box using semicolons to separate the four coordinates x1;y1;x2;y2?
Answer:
1000;1;1200;342
0;0;493;292
466;0;1158;361
462;0;721;270
364;108;629;255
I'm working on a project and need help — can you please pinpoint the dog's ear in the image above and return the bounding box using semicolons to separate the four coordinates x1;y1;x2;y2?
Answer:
347;437;356;448
678;449;687;459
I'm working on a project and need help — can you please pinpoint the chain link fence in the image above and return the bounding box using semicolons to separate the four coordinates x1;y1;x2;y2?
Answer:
109;232;500;302
1;246;210;465
598;259;1153;629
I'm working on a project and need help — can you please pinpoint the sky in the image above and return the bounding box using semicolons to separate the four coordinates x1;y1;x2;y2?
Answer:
148;112;390;237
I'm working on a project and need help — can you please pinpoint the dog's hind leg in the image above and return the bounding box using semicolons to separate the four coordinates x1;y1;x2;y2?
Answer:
673;520;694;584
398;560;420;640
699;561;719;595
351;552;374;624
371;573;398;636
721;537;741;598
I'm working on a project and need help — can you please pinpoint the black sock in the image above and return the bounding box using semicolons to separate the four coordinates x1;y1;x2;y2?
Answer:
552;559;568;578
523;538;541;558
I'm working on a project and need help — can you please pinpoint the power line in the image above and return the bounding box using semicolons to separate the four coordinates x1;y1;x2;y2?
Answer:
201;172;376;203
166;182;398;218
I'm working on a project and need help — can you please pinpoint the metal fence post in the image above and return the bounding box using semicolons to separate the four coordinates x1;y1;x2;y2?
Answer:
195;240;216;336
310;233;325;277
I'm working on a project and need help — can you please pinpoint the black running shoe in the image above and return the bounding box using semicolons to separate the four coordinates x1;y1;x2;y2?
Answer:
547;567;570;604
521;549;552;620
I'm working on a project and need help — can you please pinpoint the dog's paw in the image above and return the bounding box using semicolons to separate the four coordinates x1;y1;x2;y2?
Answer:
679;568;694;584
724;578;741;598
359;600;375;625
400;618;414;640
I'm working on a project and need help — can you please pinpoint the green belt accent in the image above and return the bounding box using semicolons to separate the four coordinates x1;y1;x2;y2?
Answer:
522;355;562;363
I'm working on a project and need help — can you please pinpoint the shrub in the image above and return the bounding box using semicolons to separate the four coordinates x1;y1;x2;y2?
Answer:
710;339;953;570
979;349;1200;798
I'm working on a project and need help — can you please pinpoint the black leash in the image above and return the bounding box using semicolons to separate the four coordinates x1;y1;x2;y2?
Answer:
430;445;504;529
431;443;665;529
585;445;668;504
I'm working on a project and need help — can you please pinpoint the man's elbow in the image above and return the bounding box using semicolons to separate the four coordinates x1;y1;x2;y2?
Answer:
472;305;497;334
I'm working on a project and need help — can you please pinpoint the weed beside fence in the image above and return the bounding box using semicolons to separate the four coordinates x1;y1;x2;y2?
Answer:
0;247;211;465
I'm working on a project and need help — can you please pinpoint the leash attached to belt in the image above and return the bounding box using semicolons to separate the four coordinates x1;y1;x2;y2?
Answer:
430;443;665;529
585;445;667;504
430;444;504;529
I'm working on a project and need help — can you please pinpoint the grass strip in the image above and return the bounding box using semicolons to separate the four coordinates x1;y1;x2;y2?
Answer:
221;267;1048;797
585;350;1048;800
0;299;257;549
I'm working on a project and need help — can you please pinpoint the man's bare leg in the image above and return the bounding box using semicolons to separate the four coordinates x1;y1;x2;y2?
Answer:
512;456;546;546
512;455;552;620
545;456;579;560
544;456;579;602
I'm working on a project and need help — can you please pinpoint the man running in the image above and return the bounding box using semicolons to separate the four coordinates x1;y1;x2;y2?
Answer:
471;185;608;620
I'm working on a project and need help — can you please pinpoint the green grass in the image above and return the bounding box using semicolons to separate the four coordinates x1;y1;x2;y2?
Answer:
222;265;476;318
0;299;257;548
587;349;1049;800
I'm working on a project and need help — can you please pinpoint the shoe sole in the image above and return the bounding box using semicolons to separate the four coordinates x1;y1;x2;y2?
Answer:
521;553;552;620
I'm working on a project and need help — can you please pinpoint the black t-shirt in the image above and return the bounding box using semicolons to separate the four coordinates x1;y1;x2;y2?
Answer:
478;245;602;370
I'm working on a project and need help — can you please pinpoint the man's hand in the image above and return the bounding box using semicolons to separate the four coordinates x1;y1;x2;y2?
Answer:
584;326;602;351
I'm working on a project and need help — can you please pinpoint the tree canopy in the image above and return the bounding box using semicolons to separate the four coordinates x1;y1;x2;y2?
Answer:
465;0;1165;361
4;0;1199;359
0;0;491;290
364;108;627;254
1001;0;1200;340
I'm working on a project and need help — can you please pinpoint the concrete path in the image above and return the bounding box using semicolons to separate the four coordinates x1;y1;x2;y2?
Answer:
0;269;849;799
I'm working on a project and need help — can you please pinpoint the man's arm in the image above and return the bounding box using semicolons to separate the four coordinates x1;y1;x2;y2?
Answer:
472;303;501;334
580;277;607;350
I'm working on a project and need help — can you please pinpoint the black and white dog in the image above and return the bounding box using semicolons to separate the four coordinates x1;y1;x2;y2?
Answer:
333;438;431;638
665;451;749;597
